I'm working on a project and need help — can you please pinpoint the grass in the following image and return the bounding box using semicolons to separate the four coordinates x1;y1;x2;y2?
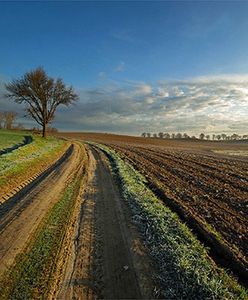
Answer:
0;133;67;194
94;143;247;300
0;129;28;151
0;144;87;299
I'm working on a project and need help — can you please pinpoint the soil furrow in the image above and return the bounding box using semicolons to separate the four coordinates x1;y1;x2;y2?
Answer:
107;144;248;281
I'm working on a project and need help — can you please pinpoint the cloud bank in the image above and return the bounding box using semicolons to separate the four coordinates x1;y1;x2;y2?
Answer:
1;74;248;135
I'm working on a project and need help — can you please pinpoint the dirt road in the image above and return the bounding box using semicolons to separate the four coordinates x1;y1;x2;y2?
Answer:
0;143;82;275
57;146;155;299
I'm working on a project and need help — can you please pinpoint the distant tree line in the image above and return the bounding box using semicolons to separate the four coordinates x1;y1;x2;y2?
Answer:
141;132;248;141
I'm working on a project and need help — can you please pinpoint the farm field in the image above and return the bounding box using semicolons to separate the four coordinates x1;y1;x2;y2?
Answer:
58;131;248;153
111;144;248;278
59;132;248;284
0;130;247;299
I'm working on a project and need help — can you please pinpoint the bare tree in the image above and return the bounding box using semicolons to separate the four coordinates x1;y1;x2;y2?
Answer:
5;67;78;138
0;112;4;129
158;132;164;139
141;132;146;138
231;133;239;140
206;134;210;140
221;133;227;140
199;133;205;140
176;133;182;139
3;111;17;129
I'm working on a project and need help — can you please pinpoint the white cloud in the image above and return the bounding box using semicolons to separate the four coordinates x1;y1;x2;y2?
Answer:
1;73;248;134
132;83;152;96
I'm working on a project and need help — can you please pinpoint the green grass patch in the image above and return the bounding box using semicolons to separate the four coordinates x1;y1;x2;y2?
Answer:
0;134;66;192
0;174;81;299
0;130;28;151
94;143;247;300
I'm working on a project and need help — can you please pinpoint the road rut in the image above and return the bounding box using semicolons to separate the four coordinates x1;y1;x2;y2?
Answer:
57;146;155;299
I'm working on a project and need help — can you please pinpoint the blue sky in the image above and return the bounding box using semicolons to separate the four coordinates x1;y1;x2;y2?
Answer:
0;1;248;134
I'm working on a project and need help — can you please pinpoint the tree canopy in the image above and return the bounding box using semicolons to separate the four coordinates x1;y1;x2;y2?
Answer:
5;67;78;137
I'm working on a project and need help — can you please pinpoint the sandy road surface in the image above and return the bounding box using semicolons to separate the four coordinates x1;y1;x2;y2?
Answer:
0;143;82;276
57;146;155;299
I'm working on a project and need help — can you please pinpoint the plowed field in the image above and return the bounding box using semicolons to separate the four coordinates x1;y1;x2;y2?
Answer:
105;143;248;281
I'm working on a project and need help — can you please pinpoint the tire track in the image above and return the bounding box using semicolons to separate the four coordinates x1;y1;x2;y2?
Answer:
57;146;155;299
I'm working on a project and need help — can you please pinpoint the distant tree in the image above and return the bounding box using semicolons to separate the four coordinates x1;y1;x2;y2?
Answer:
164;133;170;139
231;133;239;140
153;133;158;138
191;135;196;139
176;133;182;139
158;132;164;139
183;133;189;139
199;133;205;140
242;134;248;140
146;132;151;138
221;133;227;140
141;132;146;138
3;111;17;129
212;134;215;141
5;67;78;138
171;133;175;139
216;134;221;141
206;134;210;140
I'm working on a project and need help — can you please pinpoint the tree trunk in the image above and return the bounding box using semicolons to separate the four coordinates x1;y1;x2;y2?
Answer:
42;123;47;138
